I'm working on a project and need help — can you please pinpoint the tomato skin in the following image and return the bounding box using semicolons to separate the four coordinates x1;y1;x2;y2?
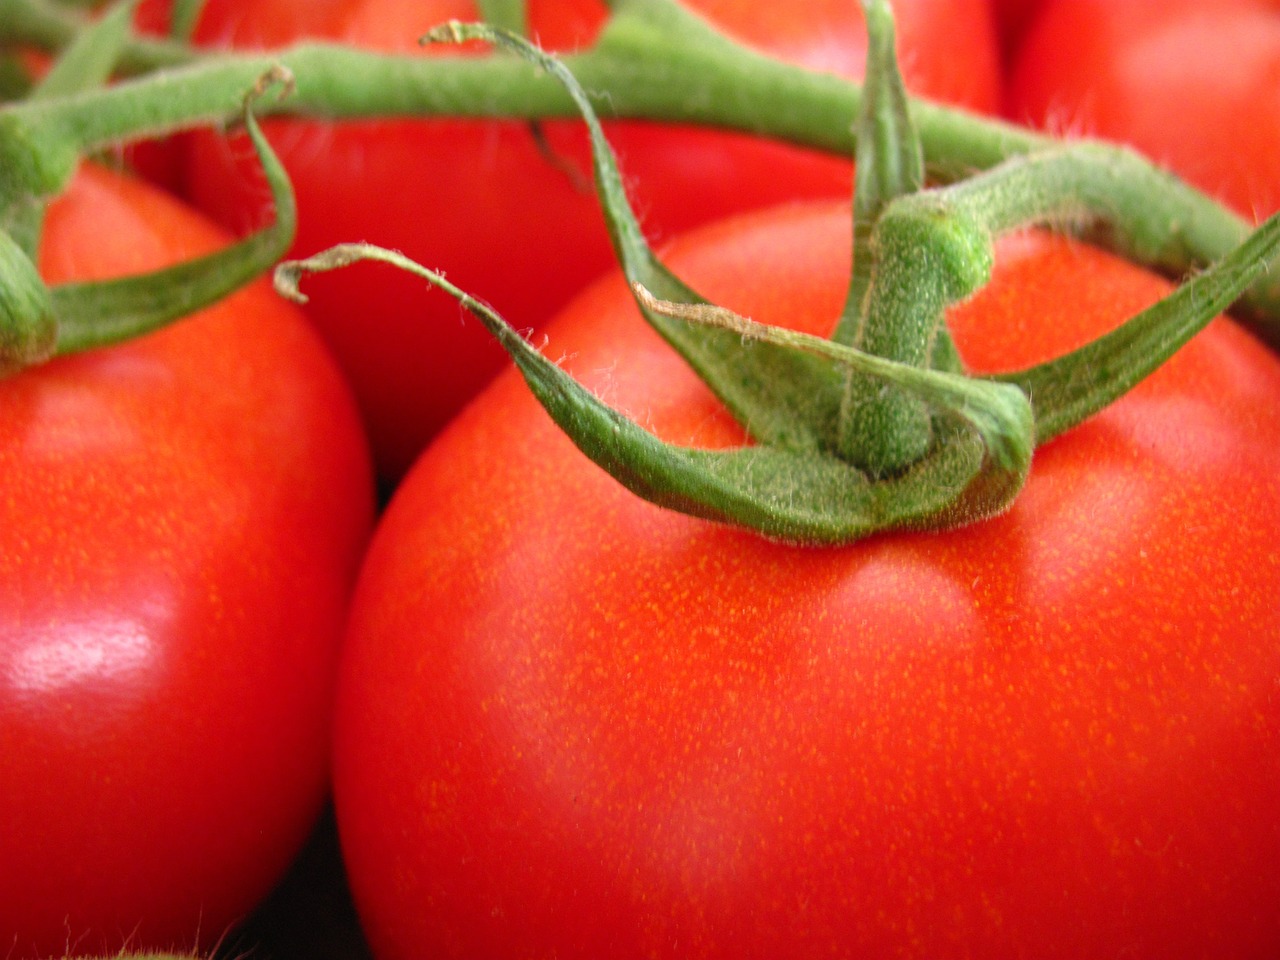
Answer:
180;0;1001;482
1005;0;1280;220
991;0;1047;61
0;166;374;958
332;201;1280;959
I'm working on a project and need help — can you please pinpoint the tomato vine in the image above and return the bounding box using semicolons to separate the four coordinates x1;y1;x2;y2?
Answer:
1;0;1275;330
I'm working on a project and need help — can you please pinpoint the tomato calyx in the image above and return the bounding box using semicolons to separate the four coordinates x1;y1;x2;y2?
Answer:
281;10;1280;546
0;225;54;372
279;12;1031;545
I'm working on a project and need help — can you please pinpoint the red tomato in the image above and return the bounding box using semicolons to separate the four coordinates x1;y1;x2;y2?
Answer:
121;4;189;191
991;0;1048;62
1006;0;1280;220
332;201;1280;959
179;0;1002;482
0;165;374;958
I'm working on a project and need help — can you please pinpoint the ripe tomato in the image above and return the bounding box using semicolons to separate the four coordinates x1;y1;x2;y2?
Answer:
1005;0;1280;220
178;0;1001;481
0;165;374;958
332;200;1280;959
991;0;1047;61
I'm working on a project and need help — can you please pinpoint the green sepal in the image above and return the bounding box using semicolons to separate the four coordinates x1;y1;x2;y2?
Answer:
475;0;528;38
31;0;139;100
0;54;35;102
3;198;44;261
836;0;923;345
46;68;296;360
0;226;56;373
993;210;1280;442
0;111;79;230
277;244;1034;545
631;287;1034;539
169;0;206;40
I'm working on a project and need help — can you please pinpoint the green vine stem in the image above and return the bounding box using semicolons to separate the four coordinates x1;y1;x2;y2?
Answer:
0;0;196;73
2;0;1275;340
169;0;206;42
28;0;138;100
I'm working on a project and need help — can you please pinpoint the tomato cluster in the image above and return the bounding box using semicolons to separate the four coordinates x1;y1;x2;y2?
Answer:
4;1;1280;959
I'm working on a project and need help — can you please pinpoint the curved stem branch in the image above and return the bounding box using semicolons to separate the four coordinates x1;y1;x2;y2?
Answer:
933;143;1279;331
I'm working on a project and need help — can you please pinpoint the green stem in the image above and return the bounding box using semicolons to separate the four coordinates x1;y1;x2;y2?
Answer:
30;0;139;100
0;0;1076;167
0;0;197;73
940;143;1254;283
475;0;529;38
834;0;938;477
837;200;994;474
893;141;1280;343
0;225;55;373
837;0;924;348
169;0;206;42
0;21;868;147
832;141;1280;475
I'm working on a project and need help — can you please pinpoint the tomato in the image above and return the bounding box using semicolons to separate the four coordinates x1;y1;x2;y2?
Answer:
991;0;1047;62
0;165;374;958
119;4;190;191
178;0;1002;482
1005;0;1280;220
331;200;1280;959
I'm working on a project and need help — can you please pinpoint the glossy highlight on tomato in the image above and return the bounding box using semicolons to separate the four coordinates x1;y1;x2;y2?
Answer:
332;200;1280;959
178;0;1002;482
0;165;374;958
